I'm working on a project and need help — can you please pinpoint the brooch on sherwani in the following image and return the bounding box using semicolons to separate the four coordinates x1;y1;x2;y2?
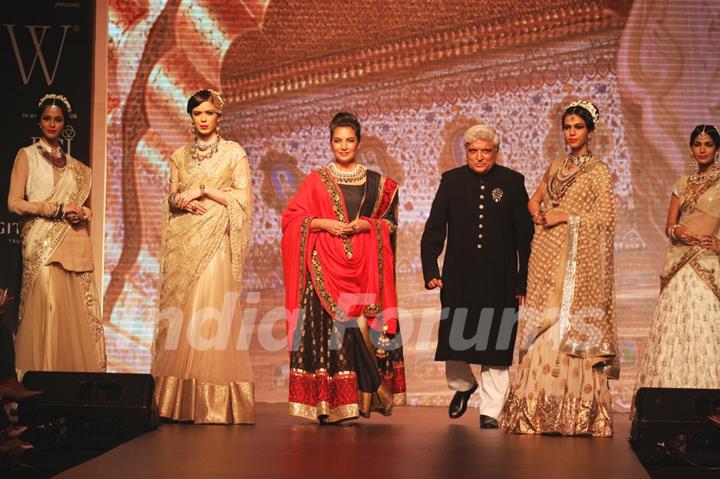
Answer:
492;187;503;203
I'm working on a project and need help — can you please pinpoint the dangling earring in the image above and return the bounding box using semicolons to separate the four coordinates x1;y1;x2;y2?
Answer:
190;123;198;141
714;150;720;169
565;143;571;154
690;154;698;170
215;123;221;137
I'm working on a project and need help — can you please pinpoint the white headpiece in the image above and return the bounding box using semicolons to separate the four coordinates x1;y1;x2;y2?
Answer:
565;99;598;125
37;93;72;113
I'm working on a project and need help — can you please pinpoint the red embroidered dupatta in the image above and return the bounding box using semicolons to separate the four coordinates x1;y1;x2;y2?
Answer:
282;167;399;349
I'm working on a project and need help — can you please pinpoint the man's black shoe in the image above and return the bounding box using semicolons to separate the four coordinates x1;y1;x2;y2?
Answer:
448;383;478;419
480;414;499;429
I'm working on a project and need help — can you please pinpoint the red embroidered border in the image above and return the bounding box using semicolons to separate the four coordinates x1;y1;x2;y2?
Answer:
382;362;407;394
373;177;398;218
289;369;359;409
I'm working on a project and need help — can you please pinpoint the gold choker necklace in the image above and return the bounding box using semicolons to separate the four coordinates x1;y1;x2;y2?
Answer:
327;162;367;184
688;164;720;185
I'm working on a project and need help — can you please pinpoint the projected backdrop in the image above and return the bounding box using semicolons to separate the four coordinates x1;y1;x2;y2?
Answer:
104;0;720;410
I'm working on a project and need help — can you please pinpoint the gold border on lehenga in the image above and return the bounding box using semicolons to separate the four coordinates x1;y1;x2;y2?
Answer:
74;271;107;370
501;389;613;437
154;374;255;424
289;401;360;423
689;257;720;302
288;368;361;422
660;246;703;292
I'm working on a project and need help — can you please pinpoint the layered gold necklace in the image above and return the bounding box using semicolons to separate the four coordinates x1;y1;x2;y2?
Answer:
189;136;221;170
547;153;593;206
688;164;720;185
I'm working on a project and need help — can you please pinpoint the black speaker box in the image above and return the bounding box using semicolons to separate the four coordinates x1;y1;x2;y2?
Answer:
631;387;720;465
18;371;158;449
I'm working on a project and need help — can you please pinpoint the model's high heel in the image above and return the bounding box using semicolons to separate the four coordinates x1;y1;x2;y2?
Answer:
359;392;372;418
374;384;394;416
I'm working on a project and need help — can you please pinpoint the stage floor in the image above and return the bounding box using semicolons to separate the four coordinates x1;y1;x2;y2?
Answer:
57;403;649;478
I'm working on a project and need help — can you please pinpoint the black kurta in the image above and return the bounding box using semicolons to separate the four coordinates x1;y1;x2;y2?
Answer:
421;164;533;365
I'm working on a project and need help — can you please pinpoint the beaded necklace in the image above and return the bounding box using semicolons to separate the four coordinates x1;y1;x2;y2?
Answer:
547;153;593;206
189;136;221;171
36;140;67;170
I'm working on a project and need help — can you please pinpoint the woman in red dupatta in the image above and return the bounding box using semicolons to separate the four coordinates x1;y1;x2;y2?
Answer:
282;112;406;423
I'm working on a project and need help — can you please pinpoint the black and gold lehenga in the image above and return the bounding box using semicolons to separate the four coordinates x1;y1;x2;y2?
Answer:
282;167;406;422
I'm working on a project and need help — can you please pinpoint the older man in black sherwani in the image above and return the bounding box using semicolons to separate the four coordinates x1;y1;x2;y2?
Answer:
421;124;533;428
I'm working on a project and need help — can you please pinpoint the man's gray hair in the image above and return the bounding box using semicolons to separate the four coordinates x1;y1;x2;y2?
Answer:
463;124;500;149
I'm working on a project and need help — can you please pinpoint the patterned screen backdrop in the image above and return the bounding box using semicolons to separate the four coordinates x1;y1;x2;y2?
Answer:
104;0;719;411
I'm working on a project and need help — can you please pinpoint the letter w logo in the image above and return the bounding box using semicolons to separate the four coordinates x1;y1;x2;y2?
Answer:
5;24;72;85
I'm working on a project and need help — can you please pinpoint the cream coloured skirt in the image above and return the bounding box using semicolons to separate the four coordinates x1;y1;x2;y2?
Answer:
152;236;255;424
501;322;613;436
15;263;106;376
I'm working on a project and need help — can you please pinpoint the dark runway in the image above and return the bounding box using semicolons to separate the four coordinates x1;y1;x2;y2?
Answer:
56;403;652;479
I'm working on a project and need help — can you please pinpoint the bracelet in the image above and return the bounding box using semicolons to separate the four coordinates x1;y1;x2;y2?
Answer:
54;202;64;220
199;184;206;200
169;178;178;184
532;210;543;219
667;224;679;240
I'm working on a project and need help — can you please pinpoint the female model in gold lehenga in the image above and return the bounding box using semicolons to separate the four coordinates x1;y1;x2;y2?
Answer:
151;89;254;424
7;94;106;376
501;100;618;436
633;125;720;406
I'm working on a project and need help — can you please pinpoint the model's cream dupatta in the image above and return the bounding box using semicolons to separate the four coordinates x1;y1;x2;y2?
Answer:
517;159;619;378
154;141;252;355
18;158;91;326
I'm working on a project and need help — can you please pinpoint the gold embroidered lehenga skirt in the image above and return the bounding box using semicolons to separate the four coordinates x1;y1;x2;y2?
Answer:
501;321;613;436
152;236;255;424
15;263;106;375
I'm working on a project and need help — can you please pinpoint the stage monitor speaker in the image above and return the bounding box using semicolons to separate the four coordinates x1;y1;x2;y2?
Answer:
19;371;159;449
631;387;720;465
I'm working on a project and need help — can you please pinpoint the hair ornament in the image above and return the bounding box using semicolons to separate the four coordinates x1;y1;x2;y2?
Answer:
37;94;72;113
207;89;224;114
565;99;598;125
